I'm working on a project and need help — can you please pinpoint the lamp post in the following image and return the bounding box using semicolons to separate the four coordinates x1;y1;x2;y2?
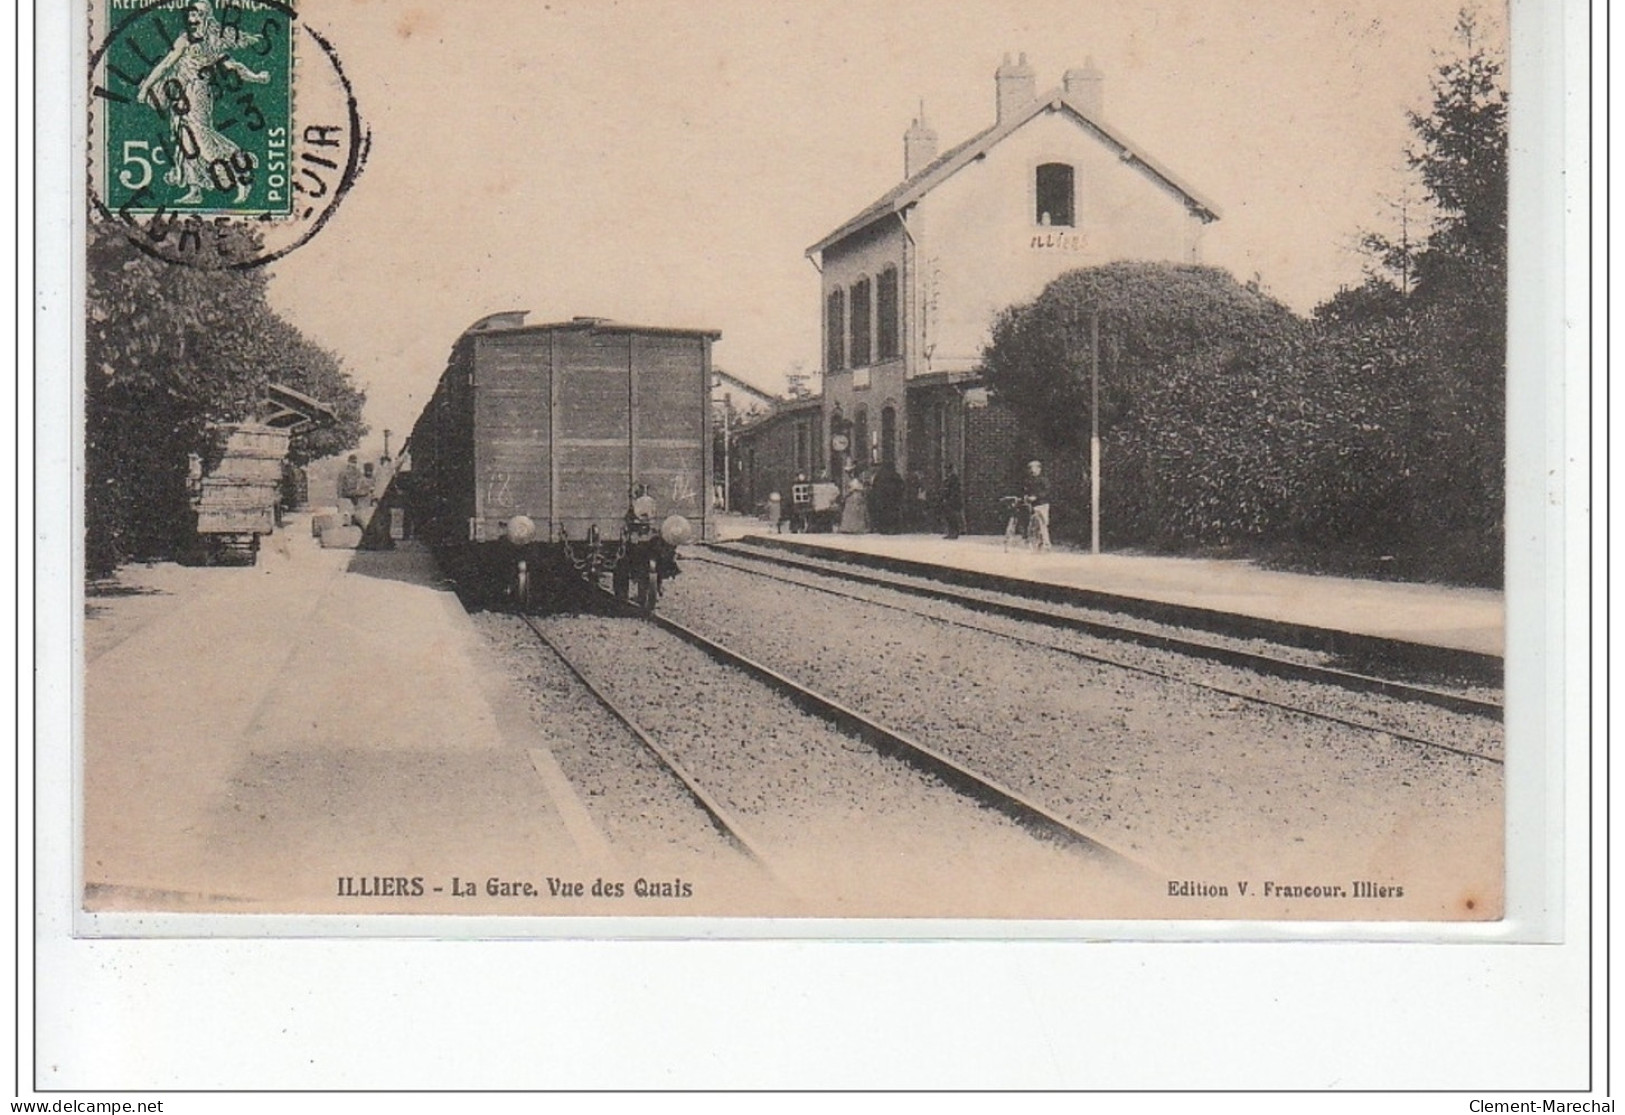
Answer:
1073;309;1101;555
1089;310;1101;556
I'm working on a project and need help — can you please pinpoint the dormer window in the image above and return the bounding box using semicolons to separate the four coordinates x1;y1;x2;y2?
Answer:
1036;162;1075;227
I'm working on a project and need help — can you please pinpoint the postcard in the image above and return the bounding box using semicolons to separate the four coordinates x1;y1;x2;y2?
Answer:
74;0;1531;929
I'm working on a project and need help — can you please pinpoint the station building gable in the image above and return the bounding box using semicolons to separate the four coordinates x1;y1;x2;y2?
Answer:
803;52;1220;515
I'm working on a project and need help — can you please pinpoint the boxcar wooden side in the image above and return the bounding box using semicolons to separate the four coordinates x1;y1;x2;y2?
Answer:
629;330;710;538
471;330;553;539
551;327;633;539
406;337;477;549
407;314;715;607
463;320;712;545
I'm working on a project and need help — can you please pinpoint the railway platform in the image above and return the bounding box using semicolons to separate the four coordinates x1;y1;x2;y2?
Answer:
83;514;610;914
711;515;1503;665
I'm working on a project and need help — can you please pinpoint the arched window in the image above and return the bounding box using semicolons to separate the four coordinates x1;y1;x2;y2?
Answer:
1036;162;1075;227
826;288;845;371
853;407;870;468
876;266;899;361
849;277;872;368
880;405;898;470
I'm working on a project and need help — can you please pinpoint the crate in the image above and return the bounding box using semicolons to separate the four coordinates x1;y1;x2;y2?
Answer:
220;424;291;460
320;524;363;549
197;506;276;535
211;455;285;482
198;477;282;509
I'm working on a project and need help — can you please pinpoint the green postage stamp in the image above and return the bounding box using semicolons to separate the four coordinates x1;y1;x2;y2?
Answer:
98;0;294;217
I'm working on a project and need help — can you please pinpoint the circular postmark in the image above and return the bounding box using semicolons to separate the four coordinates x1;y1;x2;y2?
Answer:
89;0;369;269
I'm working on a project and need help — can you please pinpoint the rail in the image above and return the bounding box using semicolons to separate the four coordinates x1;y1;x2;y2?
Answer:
700;543;1503;722
688;547;1502;766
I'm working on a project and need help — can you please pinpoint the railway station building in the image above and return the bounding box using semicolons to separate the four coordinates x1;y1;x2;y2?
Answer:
786;52;1220;531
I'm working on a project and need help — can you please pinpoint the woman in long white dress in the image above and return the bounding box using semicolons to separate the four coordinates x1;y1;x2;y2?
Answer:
136;0;271;205
838;474;869;534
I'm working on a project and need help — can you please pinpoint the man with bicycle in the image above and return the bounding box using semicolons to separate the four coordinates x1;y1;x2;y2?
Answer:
1021;459;1052;551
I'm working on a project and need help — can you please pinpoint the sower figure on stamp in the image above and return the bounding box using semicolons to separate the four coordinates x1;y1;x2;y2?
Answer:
136;0;271;206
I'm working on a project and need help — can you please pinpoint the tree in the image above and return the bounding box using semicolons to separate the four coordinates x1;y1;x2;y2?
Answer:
972;12;1506;581
983;262;1301;450
982;263;1306;546
1316;8;1507;583
1362;10;1505;301
85;217;366;574
1409;11;1507;296
227;310;368;465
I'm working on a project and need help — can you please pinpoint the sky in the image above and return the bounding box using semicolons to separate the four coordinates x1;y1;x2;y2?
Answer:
263;0;1506;454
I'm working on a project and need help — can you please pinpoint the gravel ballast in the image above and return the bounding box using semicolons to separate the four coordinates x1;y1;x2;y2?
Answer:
476;610;1132;917
532;615;1131;917
653;560;1503;917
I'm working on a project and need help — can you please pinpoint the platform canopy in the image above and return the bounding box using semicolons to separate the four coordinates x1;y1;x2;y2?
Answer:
260;382;339;432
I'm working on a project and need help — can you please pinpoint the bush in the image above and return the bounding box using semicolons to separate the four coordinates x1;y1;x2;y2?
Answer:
85;218;366;574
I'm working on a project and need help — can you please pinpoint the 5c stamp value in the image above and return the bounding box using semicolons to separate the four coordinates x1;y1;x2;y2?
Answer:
99;0;293;216
90;0;368;268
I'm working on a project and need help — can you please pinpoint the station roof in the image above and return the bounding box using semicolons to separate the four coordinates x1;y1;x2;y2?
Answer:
735;393;824;431
807;89;1221;259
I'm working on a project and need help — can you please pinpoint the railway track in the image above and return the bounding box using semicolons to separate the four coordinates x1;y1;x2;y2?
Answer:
516;599;1147;891
517;611;773;866
688;545;1502;766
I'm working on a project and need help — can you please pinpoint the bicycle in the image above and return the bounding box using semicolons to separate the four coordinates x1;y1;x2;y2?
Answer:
1000;494;1038;551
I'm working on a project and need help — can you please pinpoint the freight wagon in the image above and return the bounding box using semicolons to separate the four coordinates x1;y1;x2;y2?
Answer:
192;423;291;564
406;313;717;610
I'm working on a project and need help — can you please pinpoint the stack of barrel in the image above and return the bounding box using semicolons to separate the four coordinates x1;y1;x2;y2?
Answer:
194;424;291;563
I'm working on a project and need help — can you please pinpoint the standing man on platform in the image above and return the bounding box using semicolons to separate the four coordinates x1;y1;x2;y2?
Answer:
1022;459;1051;551
811;470;840;532
941;465;966;540
336;454;364;524
789;473;813;533
872;464;905;534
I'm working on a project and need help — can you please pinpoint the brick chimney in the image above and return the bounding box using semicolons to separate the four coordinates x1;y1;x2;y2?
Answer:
995;52;1036;124
904;102;938;178
1064;57;1104;118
